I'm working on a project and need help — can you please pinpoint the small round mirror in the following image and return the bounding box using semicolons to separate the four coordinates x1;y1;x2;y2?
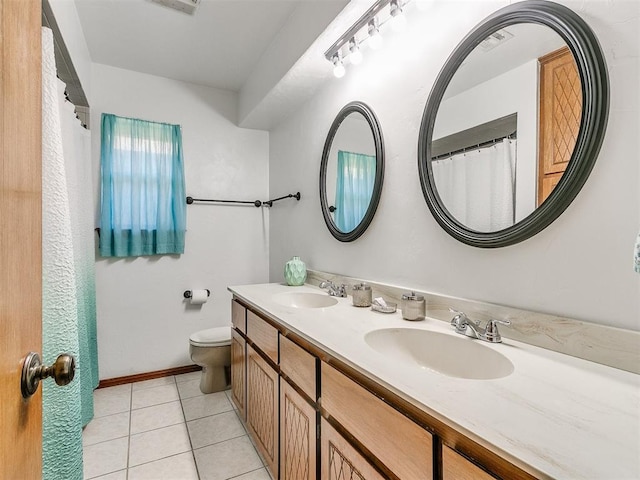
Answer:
320;102;384;242
418;1;609;247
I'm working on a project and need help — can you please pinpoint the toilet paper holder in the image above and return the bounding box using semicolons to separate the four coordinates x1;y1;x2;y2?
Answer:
183;289;210;299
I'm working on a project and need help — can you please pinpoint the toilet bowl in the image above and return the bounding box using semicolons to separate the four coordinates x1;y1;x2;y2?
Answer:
189;326;232;394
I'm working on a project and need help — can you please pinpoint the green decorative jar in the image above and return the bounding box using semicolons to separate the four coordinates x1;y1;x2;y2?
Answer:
284;256;307;286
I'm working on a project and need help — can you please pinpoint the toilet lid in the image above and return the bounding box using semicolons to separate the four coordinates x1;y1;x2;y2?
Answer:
190;326;231;347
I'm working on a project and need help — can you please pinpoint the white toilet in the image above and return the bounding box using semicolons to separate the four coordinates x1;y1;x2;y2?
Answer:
189;326;232;394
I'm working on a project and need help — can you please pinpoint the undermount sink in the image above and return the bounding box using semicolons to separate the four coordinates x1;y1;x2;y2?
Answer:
365;328;514;380
273;292;339;309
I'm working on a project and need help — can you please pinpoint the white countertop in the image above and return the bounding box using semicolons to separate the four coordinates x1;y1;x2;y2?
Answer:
229;283;640;480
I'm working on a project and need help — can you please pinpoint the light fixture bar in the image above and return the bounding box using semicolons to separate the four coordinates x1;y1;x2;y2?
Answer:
324;0;392;61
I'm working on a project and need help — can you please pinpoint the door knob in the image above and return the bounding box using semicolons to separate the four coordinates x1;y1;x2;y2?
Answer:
21;352;76;399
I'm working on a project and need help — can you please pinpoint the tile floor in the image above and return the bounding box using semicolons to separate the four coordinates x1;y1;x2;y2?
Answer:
82;371;271;480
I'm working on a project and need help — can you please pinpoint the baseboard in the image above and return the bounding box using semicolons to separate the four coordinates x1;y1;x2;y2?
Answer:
98;364;202;389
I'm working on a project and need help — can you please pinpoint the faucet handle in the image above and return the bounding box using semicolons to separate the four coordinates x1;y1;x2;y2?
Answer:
484;319;511;343
449;308;469;330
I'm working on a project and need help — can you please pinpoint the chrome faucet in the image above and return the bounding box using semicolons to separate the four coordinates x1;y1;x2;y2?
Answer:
449;308;510;343
319;280;347;298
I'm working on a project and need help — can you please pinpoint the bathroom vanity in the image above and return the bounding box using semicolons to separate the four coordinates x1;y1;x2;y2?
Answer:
228;283;639;480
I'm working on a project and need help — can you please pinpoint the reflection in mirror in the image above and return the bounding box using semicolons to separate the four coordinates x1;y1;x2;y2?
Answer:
320;102;384;242
431;23;577;233
326;112;377;232
418;0;609;248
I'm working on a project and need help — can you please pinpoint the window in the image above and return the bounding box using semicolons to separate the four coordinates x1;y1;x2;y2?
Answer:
99;113;186;257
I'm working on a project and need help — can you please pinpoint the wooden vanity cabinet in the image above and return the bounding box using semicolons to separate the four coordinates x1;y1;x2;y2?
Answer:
247;343;279;478
230;329;246;420
280;379;317;480
320;418;385;480
442;445;496;480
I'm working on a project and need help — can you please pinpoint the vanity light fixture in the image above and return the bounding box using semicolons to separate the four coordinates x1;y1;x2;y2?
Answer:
325;0;411;77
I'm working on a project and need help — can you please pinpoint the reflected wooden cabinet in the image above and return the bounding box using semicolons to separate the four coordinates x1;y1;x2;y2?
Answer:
247;344;279;479
280;380;317;480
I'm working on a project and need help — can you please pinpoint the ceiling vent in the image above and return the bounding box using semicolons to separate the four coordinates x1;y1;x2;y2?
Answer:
149;0;200;15
479;28;514;52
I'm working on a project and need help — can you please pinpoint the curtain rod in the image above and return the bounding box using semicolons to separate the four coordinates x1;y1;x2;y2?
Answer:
431;133;516;161
186;192;301;208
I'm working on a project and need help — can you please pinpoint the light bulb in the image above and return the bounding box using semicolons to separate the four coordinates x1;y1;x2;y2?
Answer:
332;54;346;78
390;0;407;32
348;38;363;65
367;19;383;50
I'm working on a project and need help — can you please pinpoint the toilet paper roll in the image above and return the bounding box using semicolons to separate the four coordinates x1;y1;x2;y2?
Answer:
189;289;209;305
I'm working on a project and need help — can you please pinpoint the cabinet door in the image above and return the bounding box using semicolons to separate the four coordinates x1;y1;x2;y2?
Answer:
320;418;384;480
281;380;317;480
247;344;279;479
442;445;496;480
231;329;246;420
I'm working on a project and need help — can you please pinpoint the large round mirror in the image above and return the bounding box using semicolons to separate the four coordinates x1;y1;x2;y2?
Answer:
418;0;609;247
320;101;384;242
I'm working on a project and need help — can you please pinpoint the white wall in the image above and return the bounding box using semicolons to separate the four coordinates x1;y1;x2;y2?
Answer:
269;0;640;331
91;64;270;379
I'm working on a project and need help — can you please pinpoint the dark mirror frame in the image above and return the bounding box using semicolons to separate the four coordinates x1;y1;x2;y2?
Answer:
418;0;609;248
320;101;385;242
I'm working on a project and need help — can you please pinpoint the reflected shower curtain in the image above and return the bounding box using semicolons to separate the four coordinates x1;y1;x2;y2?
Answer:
334;150;376;232
432;139;516;232
42;27;98;480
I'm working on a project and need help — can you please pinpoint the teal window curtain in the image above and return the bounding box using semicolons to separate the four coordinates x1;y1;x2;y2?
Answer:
99;113;186;257
334;150;376;232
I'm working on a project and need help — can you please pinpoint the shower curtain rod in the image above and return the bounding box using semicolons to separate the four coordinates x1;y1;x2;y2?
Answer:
186;192;301;208
432;132;516;161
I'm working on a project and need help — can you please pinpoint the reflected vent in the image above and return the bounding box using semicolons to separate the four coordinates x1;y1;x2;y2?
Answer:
149;0;200;15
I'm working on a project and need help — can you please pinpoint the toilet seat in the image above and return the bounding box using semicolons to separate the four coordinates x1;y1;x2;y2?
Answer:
189;326;231;347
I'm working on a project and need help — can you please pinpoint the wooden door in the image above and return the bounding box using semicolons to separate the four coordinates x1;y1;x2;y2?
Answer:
538;46;582;205
0;0;43;478
442;445;496;480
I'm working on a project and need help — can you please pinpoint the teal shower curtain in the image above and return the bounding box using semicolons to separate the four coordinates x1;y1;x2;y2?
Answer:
334;150;376;232
42;27;99;480
99;113;186;257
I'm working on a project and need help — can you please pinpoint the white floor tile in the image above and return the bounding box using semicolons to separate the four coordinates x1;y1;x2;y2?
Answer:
132;383;180;410
174;371;201;384
93;384;131;418
83;411;130;446
181;391;233;421
128;452;199;480
177;378;206;399
231;468;272;480
130;400;185;435
224;390;238;411
91;470;127;480
194;436;263;480
132;376;176;391
187;411;246;449
129;423;192;467
83;437;129;479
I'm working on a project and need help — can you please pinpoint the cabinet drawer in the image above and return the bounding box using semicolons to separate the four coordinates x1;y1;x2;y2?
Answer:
247;310;278;363
232;300;246;333
321;362;433;479
321;417;385;480
280;335;316;400
442;445;495;480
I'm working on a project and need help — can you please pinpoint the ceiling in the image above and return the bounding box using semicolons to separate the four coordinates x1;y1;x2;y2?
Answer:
74;0;348;93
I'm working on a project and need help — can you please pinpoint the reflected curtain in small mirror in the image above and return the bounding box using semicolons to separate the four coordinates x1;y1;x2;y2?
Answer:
334;150;376;232
99;113;186;257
